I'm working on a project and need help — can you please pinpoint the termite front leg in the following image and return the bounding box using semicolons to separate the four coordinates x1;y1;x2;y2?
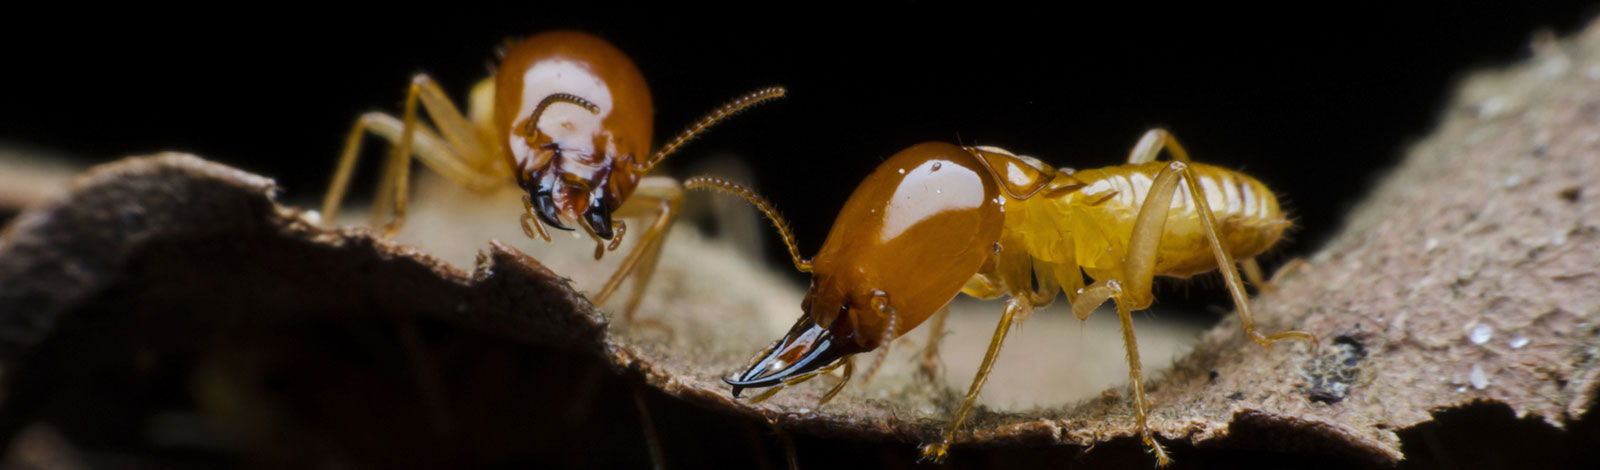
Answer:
591;177;683;322
322;74;502;232
918;296;1031;463
916;305;951;383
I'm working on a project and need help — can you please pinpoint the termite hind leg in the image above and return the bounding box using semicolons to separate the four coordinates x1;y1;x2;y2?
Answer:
1240;257;1274;293
1240;257;1306;294
593;177;683;328
918;297;1028;463
1267;257;1311;286
1173;163;1317;349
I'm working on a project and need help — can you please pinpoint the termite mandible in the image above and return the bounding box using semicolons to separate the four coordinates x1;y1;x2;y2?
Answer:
319;31;785;319
688;130;1316;465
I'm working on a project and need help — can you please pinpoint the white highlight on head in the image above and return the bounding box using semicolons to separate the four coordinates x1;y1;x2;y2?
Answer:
879;159;984;243
510;59;615;167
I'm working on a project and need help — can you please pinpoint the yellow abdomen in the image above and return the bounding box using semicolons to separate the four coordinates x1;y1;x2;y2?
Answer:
1014;161;1290;281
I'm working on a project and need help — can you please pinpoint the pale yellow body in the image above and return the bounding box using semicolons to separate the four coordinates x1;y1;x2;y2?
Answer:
925;132;1314;465
969;160;1291;310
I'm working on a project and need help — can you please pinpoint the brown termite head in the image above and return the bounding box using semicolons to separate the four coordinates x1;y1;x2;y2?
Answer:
497;31;653;240
725;142;1004;396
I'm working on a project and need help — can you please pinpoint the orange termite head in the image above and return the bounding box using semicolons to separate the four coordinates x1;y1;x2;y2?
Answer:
725;142;1006;396
495;31;653;240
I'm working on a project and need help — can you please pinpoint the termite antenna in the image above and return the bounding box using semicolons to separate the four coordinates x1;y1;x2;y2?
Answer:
522;93;601;138
684;176;811;273
639;86;787;171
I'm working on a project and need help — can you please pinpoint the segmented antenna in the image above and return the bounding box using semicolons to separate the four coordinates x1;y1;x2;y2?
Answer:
640;86;787;171
684;176;811;272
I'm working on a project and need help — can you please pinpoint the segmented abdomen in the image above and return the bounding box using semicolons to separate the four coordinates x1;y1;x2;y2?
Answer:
1060;161;1290;277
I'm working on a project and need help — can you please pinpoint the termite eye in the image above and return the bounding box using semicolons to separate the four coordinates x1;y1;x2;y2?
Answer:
583;203;613;240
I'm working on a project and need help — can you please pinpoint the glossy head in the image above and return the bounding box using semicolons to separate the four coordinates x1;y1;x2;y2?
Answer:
728;142;1004;390
495;31;652;239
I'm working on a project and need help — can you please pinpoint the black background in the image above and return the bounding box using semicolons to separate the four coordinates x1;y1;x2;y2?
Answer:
3;4;1594;297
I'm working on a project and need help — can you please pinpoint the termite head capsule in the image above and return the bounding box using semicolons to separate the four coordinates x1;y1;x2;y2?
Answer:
497;31;653;240
724;142;1006;396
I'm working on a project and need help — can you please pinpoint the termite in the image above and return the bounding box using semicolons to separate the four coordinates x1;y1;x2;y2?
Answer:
319;30;785;319
687;130;1316;465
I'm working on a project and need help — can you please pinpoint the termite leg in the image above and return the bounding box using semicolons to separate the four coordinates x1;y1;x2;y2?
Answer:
916;305;951;383
1125;128;1192;164
322;75;502;231
918;297;1030;463
1072;279;1171;466
1176;173;1317;349
818;356;855;405
1062;162;1196;465
1267;257;1311;285
592;177;684;323
1240;258;1272;292
1134;131;1318;349
1067;160;1316;466
1241;257;1304;294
